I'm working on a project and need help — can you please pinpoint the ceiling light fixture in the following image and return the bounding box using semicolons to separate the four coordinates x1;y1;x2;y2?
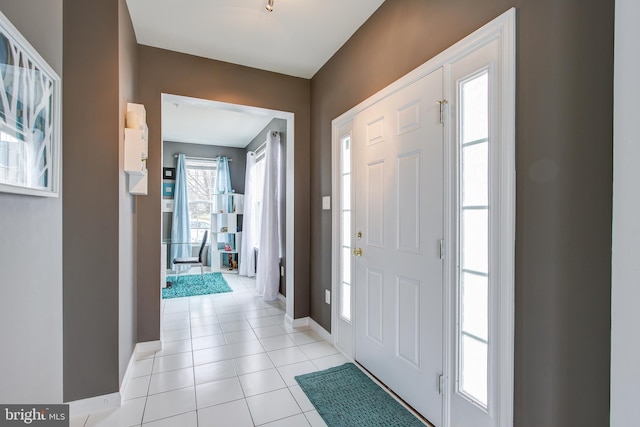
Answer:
265;0;274;12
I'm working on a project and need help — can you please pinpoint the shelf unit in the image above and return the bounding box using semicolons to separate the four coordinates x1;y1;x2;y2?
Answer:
124;102;148;195
211;193;244;273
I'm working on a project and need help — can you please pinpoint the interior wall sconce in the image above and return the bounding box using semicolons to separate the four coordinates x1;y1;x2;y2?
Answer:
265;0;275;12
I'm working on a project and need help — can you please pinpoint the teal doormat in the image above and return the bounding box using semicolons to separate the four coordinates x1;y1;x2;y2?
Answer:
163;272;232;299
295;363;425;427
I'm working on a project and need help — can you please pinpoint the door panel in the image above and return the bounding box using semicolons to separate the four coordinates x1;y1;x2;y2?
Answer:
396;275;421;368
366;161;385;247
366;268;384;344
354;67;444;426
397;152;421;253
397;101;422;134
366;117;385;145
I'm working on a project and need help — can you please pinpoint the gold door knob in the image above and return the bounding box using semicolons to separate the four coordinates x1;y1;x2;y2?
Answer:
352;248;363;257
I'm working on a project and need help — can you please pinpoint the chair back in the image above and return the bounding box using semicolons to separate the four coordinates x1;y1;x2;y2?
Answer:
198;230;208;262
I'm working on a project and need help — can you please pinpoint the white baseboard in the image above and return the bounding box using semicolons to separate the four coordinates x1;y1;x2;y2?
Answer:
285;314;309;329
284;315;332;342
119;351;136;404
135;340;162;355
68;340;162;416
119;340;161;404
309;317;332;342
67;391;121;417
120;341;162;400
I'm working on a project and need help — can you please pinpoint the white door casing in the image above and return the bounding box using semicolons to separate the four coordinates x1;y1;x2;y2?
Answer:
331;8;515;427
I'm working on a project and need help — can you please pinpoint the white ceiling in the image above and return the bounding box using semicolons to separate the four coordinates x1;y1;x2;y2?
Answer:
162;94;278;147
126;0;385;79
133;0;385;146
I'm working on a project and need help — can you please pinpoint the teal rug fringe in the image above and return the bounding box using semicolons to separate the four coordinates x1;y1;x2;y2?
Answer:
295;363;425;427
163;272;232;299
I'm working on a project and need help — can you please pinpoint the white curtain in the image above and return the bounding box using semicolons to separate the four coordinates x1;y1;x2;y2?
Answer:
240;151;257;277
256;131;281;301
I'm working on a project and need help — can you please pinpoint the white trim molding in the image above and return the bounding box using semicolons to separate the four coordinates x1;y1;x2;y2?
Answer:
68;340;162;417
285;314;309;329
309;317;332;342
119;340;162;403
67;392;121;417
284;315;333;343
134;340;162;355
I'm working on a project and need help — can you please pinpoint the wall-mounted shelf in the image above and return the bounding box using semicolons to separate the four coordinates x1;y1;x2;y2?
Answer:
124;102;148;195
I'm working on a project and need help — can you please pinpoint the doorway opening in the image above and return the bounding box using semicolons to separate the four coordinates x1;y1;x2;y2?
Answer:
160;94;296;318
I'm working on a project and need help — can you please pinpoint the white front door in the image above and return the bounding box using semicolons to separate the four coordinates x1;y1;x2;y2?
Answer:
353;67;445;426
335;10;515;427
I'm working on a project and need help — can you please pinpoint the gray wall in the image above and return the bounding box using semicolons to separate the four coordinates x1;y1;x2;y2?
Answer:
136;46;311;342
63;0;137;401
310;0;613;426
118;0;138;384
246;118;287;152
610;0;640;424
0;0;64;404
162;142;247;192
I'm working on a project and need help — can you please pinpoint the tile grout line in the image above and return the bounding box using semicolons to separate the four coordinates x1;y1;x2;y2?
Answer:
135;274;330;427
188;295;200;427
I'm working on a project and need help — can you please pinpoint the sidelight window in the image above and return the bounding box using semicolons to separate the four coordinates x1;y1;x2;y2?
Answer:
340;135;352;321
457;70;490;408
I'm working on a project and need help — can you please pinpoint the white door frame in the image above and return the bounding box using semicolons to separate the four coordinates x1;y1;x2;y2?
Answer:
331;8;515;427
160;95;296;319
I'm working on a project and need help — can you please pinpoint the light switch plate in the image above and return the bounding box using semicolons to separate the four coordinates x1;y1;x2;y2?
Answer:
325;290;331;305
322;196;331;210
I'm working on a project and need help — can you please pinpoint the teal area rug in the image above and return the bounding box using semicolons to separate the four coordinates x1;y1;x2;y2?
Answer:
163;272;232;299
295;363;425;427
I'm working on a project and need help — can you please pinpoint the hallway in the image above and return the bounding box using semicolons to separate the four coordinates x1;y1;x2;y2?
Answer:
71;274;346;426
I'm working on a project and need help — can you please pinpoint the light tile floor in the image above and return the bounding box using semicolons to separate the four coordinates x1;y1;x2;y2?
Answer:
71;273;349;427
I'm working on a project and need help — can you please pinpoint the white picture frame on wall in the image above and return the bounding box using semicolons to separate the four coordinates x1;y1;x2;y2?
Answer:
0;10;61;197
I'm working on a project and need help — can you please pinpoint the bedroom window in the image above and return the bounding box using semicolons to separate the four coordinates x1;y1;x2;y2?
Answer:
185;158;216;243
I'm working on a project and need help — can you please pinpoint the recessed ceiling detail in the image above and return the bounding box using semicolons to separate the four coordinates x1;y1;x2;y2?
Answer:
126;0;385;78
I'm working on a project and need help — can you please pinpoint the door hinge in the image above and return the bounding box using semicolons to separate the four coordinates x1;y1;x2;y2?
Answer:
438;373;445;395
437;100;448;124
439;239;445;260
